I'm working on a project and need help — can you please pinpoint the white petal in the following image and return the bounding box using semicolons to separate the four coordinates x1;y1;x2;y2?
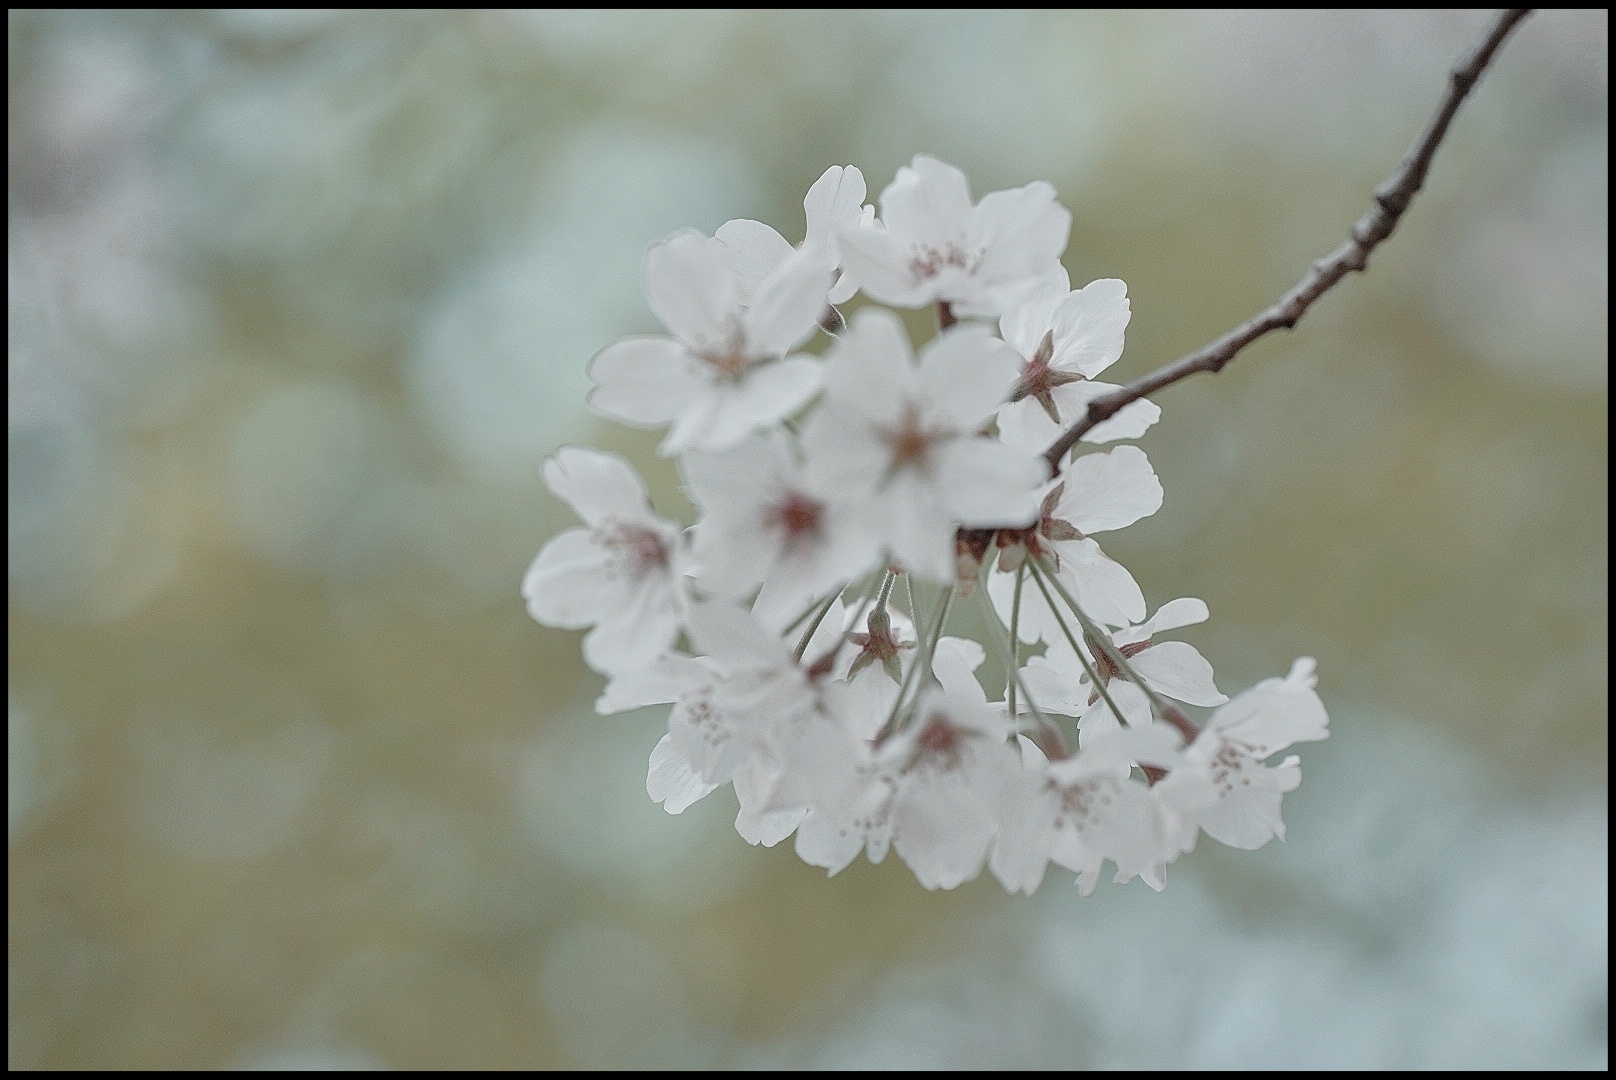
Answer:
981;750;1057;895
835;224;929;308
988;556;1137;648
733;761;808;846
741;247;831;358
998;381;1160;456
717;356;824;440
801;398;888;497
521;529;622;629
1209;666;1328;750
580;581;683;674
543;447;653;528
998;266;1071;357
680;435;784;517
934;437;1045;527
665;358;822;454
822;675;897;744
647;733;720;814
715;217;794;294
1035;379;1110;441
1056;538;1147;628
822;307;915;419
880;474;957;583
1079;678;1151;735
1136;596;1211;637
587;336;704;427
1194;758;1299;849
803;164;867;250
660;388;723;455
1081;395;1161;444
1056;445;1163;534
595;655;705;715
689;517;774;600
917;323;1023;429
826;271;859;305
1050;278;1130;378
1088;777;1171;888
644;230;738;347
931;636;988;700
794;809;867;875
762;511;883;617
989;825;1053;895
995;397;1062;456
1132;640;1227;706
890;774;995;890
989;565;1045;645
1076;722;1186;771
970;181;1070;286
683;600;788;671
881;154;975;245
1019;653;1085;716
682;440;786;596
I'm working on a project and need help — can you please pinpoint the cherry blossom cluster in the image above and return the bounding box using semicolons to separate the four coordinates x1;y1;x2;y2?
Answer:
523;156;1329;893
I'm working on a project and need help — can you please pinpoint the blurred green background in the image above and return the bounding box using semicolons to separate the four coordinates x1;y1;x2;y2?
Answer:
8;10;1606;1069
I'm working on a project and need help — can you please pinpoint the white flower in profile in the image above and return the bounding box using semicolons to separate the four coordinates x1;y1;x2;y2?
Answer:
644;600;867;848
522;448;686;674
1155;657;1329;851
802;308;1046;582
588;229;830;454
989;444;1164;633
996;269;1161;456
838;154;1071;317
679;430;882;622
717;164;872;309
879;679;1020;891
1022;597;1225;736
990;724;1185;896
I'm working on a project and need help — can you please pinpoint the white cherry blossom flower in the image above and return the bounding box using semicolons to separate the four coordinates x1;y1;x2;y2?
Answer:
990;724;1185;896
1046;724;1185;895
996;269;1162;455
680;430;883;618
522;448;686;675
838;154;1071;317
645;600;867;847
802;308;1046;582
588;229;830;454
1156;657;1329;851
881;687;1014;890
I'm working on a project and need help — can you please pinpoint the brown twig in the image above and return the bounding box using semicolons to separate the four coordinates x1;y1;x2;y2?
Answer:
1042;8;1532;471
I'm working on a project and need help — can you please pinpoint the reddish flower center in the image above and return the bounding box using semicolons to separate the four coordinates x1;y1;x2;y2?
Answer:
699;322;752;381
770;491;824;547
915;712;966;769
908;240;980;282
602;522;670;579
879;405;940;474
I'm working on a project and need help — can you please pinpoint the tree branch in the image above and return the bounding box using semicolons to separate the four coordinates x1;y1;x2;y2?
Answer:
1043;8;1532;471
